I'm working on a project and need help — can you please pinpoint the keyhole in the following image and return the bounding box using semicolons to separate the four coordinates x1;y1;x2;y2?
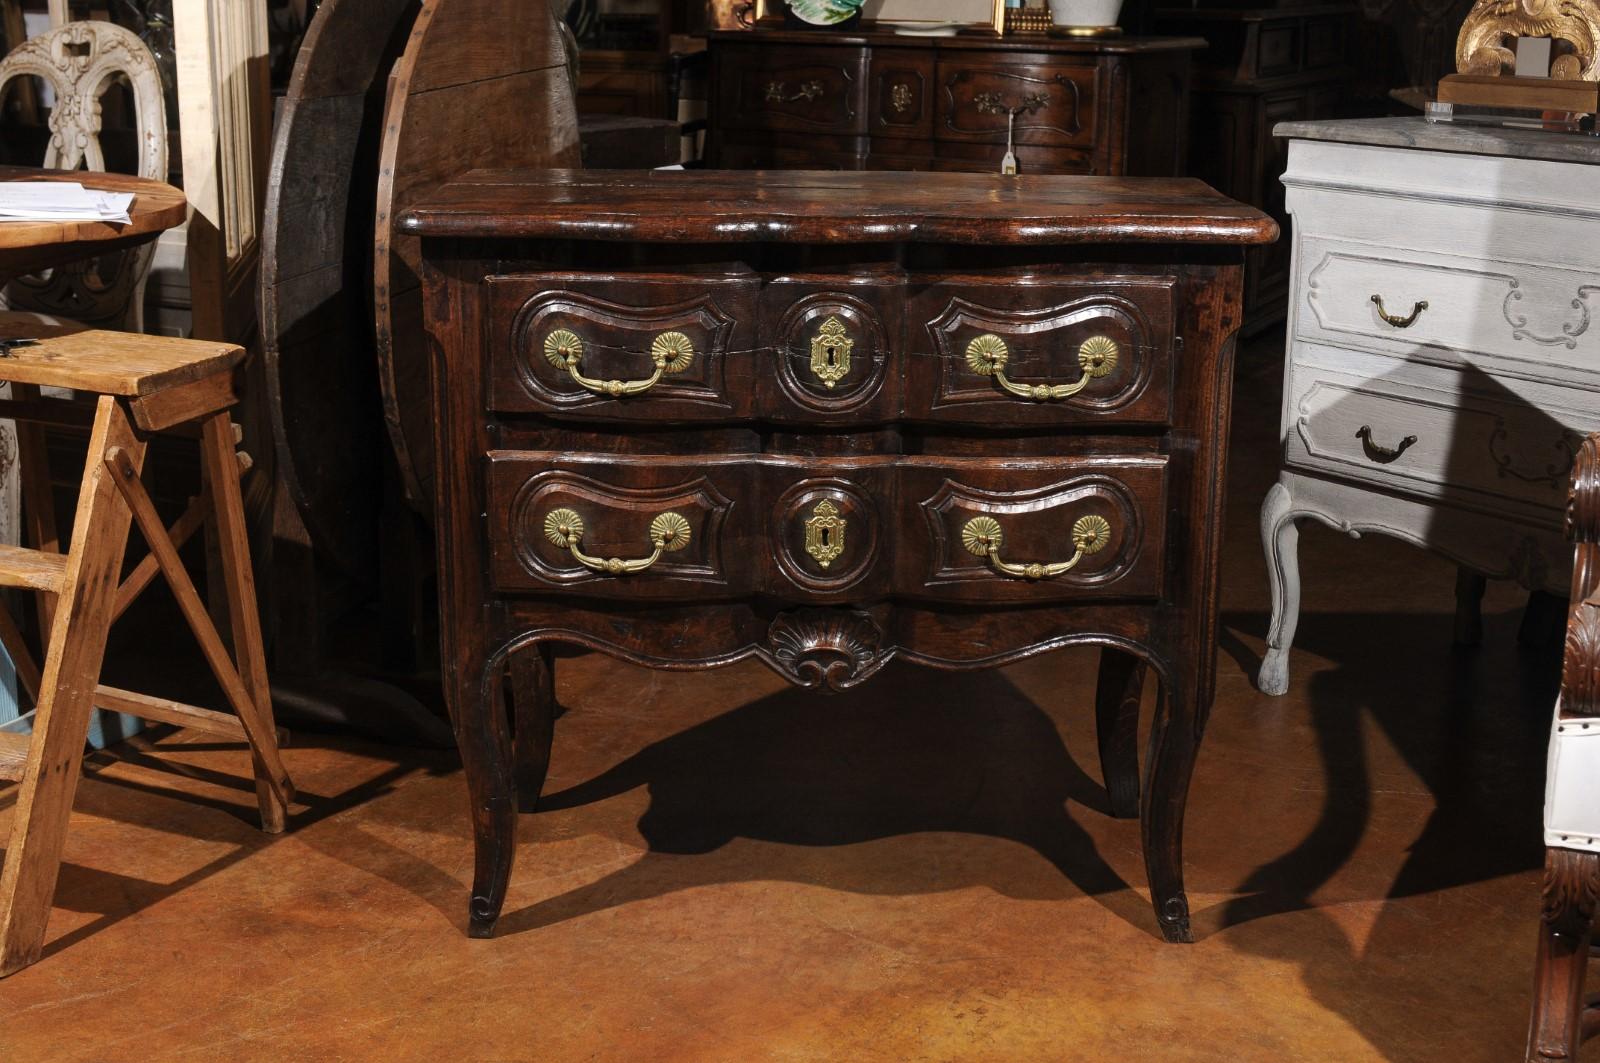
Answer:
820;528;831;547
825;344;838;367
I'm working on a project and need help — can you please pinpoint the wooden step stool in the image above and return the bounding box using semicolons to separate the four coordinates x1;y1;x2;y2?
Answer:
0;323;293;976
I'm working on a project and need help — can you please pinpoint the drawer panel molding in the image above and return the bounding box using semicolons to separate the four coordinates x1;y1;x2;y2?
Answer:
496;466;736;596
1287;375;1592;515
1299;240;1600;379
917;284;1173;425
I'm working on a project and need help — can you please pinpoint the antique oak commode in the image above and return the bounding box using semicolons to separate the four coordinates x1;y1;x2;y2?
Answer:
402;170;1275;943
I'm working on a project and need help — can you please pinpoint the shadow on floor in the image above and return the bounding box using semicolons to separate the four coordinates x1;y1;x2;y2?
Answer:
495;661;1153;937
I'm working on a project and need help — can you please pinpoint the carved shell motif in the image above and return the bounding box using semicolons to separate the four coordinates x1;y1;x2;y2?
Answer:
766;609;889;692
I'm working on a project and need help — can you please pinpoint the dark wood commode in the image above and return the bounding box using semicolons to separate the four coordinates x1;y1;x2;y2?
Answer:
402;170;1276;944
706;30;1204;175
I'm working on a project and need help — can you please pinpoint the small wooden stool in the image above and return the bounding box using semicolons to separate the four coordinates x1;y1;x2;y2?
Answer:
0;322;293;976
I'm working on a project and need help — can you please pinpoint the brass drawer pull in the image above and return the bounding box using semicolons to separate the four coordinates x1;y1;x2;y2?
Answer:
961;513;1112;580
543;329;694;397
543;508;691;575
966;334;1119;401
1370;294;1428;328
765;79;824;103
1355;424;1418;465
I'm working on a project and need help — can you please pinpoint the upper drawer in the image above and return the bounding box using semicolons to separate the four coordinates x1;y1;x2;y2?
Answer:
935;57;1097;149
1295;236;1600;384
713;44;869;135
485;272;757;420
756;273;904;423
905;275;1176;427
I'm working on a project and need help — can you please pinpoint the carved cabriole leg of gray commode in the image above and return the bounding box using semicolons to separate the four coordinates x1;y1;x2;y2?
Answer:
1257;480;1301;696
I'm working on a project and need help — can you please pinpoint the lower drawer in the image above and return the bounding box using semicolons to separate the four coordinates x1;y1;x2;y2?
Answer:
486;452;1167;604
1284;362;1593;516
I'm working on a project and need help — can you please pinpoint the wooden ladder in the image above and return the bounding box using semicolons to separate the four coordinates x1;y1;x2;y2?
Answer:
0;322;293;976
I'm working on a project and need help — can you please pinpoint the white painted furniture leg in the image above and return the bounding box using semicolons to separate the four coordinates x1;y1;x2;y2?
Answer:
1258;481;1301;696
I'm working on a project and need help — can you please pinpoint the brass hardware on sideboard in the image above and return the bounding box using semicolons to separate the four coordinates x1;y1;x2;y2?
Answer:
803;499;846;568
543;508;692;575
965;333;1119;401
765;79;824;103
1355;424;1419;465
890;82;913;113
1370;294;1429;328
543;328;695;397
974;91;1050;116
960;513;1112;580
810;316;853;388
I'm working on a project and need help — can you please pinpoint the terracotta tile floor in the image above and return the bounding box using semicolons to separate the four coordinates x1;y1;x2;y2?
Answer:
0;347;1557;1061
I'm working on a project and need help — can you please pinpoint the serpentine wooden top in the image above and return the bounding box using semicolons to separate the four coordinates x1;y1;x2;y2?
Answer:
400;169;1280;247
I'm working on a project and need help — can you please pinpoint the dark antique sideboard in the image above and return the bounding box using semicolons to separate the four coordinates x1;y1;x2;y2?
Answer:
705;30;1204;175
402;170;1275;945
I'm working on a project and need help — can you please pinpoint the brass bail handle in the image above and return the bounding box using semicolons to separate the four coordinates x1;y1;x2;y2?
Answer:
544;329;695;397
960;513;1113;580
966;333;1119;401
1370;294;1428;329
543;508;692;575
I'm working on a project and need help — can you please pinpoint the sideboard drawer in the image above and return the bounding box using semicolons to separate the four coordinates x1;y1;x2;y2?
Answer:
935;57;1097;150
714;43;869;135
1295;236;1600;378
899;457;1167;604
907;275;1176;426
487;452;749;600
486;272;757;420
1285;366;1593;515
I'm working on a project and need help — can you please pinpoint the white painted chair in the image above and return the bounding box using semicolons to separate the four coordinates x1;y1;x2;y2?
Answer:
0;20;168;330
1528;434;1600;1061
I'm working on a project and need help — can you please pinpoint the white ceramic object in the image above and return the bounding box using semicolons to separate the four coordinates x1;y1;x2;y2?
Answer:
1048;0;1122;27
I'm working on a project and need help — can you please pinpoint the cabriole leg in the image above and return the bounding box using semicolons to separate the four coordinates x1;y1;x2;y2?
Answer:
1095;647;1144;819
509;643;556;813
1141;679;1198;943
1258;481;1301;696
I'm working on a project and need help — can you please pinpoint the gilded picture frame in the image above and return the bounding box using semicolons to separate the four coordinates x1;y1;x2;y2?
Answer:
753;0;1006;34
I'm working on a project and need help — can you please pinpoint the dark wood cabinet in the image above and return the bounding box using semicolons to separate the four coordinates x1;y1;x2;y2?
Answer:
706;30;1204;176
1152;4;1361;332
404;169;1275;948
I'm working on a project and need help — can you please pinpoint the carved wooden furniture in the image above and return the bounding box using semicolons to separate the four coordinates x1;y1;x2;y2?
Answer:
0;318;293;977
703;29;1201;175
1150;4;1359;335
402;168;1276;943
0;21;167;331
1527;434;1600;1060
1258;118;1600;695
374;0;580;518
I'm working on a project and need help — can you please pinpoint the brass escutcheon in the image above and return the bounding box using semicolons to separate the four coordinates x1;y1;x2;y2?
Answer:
810;316;854;388
803;499;846;568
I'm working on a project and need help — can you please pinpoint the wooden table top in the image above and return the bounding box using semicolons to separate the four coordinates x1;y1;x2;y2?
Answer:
401;169;1279;246
0;167;188;281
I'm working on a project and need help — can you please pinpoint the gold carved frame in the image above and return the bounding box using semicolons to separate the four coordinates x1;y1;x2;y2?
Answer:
1455;0;1600;80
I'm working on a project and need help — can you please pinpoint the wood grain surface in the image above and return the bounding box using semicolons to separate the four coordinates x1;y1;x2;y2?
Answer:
402;169;1279;246
0;167;186;283
259;0;421;582
373;0;581;516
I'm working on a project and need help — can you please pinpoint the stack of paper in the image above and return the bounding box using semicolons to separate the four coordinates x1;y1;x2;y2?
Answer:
0;181;134;224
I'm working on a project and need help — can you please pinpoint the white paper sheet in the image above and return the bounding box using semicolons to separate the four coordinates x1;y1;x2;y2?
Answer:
0;181;134;224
